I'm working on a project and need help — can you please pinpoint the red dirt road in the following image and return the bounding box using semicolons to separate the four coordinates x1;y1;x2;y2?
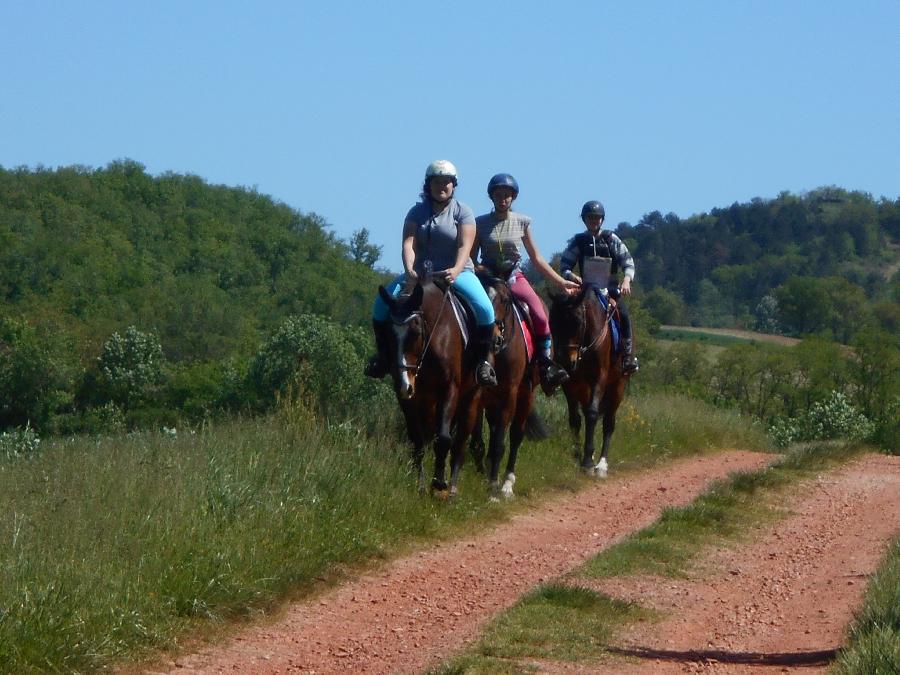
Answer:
164;451;774;674
577;452;900;674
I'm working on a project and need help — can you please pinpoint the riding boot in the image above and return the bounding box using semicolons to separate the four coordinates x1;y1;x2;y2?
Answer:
363;319;392;378
473;325;498;386
538;354;570;388
622;339;639;372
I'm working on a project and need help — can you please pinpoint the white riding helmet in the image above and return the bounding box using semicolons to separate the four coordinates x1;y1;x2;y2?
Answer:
425;159;458;185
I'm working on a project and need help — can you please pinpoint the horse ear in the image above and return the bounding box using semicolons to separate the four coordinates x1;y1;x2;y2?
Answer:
378;285;397;311
406;283;424;309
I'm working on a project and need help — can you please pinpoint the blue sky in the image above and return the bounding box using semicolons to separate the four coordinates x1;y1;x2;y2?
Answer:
2;1;898;272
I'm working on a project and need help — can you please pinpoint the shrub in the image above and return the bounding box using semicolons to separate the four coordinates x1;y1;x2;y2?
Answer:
96;326;165;409
0;424;41;459
769;391;874;447
249;314;391;421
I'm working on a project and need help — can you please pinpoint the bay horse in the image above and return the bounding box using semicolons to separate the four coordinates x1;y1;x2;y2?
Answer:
378;280;481;496
549;287;633;477
470;276;537;500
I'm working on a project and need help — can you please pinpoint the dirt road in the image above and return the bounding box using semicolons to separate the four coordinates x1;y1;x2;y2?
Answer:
161;450;899;674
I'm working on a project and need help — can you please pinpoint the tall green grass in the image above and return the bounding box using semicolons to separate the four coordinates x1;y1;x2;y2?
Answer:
0;392;770;672
832;538;900;675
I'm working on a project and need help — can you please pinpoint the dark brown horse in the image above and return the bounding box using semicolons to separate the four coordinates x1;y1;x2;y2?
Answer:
470;277;537;500
549;287;633;477
378;280;481;496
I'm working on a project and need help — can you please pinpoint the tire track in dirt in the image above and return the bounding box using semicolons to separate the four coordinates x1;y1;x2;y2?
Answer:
543;452;899;674
161;450;773;674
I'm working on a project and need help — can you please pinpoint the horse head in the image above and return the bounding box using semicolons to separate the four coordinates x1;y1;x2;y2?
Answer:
549;287;594;371
378;283;427;400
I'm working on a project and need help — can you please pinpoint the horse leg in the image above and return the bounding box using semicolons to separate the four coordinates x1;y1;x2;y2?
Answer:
503;390;532;500
565;390;582;460
485;406;508;501
468;407;486;474
431;392;457;495
449;389;480;498
580;387;603;472
400;401;428;492
596;382;626;478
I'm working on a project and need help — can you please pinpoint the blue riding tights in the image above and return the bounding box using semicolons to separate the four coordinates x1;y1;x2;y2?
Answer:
372;269;495;326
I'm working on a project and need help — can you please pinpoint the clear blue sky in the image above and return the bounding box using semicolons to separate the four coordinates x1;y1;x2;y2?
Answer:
3;1;898;272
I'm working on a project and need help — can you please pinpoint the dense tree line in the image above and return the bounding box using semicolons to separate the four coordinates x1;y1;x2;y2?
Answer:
611;188;899;337
0;161;389;433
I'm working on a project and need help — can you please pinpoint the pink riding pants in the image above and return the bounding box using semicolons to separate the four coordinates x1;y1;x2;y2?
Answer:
509;270;550;339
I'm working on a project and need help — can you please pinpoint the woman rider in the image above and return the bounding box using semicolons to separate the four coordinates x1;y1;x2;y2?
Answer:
473;173;579;389
365;160;498;386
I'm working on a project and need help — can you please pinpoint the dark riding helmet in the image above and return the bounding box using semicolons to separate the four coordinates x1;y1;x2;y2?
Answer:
487;173;519;198
580;200;606;220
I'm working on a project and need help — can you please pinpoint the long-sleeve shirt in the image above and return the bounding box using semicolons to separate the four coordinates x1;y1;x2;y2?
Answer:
559;230;635;282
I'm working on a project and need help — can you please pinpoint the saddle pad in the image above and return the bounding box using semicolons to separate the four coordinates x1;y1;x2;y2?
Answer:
448;290;470;348
513;302;534;362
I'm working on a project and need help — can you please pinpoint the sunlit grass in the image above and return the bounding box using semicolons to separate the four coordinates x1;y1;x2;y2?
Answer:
0;392;770;672
832;538;900;675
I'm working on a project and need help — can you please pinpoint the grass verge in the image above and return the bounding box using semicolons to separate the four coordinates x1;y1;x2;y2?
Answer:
437;441;869;672
0;392;769;672
831;538;900;675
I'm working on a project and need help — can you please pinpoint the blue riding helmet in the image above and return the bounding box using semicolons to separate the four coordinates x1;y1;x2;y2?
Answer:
487;173;519;198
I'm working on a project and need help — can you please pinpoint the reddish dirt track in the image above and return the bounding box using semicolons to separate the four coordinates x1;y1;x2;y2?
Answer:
156;451;899;675
160;451;772;674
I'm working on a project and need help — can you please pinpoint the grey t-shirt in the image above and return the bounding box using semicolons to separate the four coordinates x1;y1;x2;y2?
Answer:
405;198;476;274
475;210;531;273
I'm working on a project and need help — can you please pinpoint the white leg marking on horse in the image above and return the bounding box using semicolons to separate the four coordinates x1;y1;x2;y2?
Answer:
594;457;608;478
501;472;516;499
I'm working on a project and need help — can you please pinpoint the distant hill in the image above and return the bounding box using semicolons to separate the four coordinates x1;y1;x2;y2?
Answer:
610;188;899;336
0;160;384;363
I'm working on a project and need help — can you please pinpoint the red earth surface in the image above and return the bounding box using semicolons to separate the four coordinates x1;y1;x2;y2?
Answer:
149;450;899;674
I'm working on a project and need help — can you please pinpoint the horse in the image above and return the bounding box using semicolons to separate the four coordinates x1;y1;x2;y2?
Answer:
377;280;481;496
549;286;633;477
469;276;537;500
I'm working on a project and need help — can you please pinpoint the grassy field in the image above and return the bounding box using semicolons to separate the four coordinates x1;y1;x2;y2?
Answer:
437;441;886;674
656;325;800;347
0;392;771;672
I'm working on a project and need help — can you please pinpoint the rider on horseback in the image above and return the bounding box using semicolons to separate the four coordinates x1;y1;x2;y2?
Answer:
559;200;639;373
365;160;498;386
473;173;580;390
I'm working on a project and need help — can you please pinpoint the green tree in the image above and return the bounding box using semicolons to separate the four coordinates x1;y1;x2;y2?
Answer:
347;228;382;268
96;326;165;409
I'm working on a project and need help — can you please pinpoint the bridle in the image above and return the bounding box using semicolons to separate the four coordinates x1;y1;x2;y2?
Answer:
562;292;613;372
393;287;452;375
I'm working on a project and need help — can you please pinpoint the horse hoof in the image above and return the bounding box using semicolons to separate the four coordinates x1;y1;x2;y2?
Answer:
594;458;608;478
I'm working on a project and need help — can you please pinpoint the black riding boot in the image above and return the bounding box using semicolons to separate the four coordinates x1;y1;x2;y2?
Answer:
538;354;569;388
473;325;498;386
618;311;639;373
364;319;392;378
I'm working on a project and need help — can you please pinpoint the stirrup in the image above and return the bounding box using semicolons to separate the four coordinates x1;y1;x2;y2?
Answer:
476;361;497;386
540;362;570;386
364;356;388;379
622;355;639;373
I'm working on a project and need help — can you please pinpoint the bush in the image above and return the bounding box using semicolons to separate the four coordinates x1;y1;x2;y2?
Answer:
0;318;78;432
769;391;874;447
249;314;392;421
96;326;165;409
0;424;41;459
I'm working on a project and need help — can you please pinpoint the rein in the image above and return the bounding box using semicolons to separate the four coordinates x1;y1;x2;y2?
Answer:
397;286;452;374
